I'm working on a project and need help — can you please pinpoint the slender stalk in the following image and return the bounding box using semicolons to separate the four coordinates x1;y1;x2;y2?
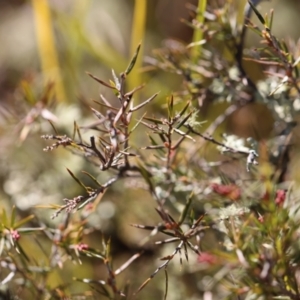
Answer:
128;0;147;91
191;0;207;62
31;0;66;101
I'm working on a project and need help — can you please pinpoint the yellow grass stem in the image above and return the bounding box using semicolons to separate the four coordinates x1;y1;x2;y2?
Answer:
31;0;66;101
128;0;147;91
191;0;207;62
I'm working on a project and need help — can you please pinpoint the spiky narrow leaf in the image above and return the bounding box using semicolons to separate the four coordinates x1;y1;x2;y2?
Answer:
17;227;44;233
280;40;289;56
176;101;190;120
137;161;155;195
135;278;151;294
72;121;76;140
111;69;120;90
91;107;104;120
167;95;174;121
143;116;164;125
269;9;274;31
192;213;206;229
77;193;100;210
75;122;83;144
74;277;106;286
87;72;117;90
183;243;188;261
148;134;158;146
79;249;105;261
105;238;111;259
264;12;269;28
66;168;88;191
178;192;193;225
10;206;16;228
82;171;102;187
14;215;35;229
129;93;158;112
124;85;144;98
189;209;195;225
93;100;118;111
173;128;195;142
248;0;265;25
176;111;193;129
129;113;146;134
115;252;142;275
15;243;30;261
125;43;141;75
245;23;263;36
1;209;8;227
48;120;58;134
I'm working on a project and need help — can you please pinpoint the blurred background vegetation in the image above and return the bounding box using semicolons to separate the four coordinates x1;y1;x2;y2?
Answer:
1;0;300;299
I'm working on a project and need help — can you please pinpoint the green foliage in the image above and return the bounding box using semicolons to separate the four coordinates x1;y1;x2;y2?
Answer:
2;1;300;300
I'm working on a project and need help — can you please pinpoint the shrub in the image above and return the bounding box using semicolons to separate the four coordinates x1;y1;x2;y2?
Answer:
1;1;300;299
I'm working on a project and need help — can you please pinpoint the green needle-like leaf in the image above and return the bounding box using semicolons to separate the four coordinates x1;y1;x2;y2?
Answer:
125;43;141;75
66;168;88;191
248;0;265;25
